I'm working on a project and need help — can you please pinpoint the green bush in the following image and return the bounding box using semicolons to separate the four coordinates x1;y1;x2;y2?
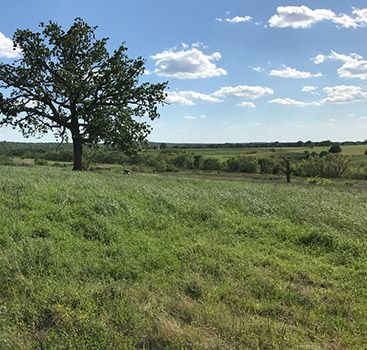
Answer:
154;161;167;172
0;155;15;166
329;143;342;154
193;154;204;169
172;154;194;169
203;158;223;171
298;154;351;178
164;164;179;172
226;157;241;172
34;158;48;166
258;158;274;174
226;156;259;173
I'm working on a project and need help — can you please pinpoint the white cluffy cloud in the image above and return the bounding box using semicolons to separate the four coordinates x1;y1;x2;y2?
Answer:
251;66;265;73
302;86;319;95
312;54;327;65
270;85;367;107
313;51;367;80
270;98;319;107
216;15;252;23
183;115;207;120
302;85;317;92
212;85;274;99
238;101;256;108
0;32;21;58
269;6;367;29
322;85;367;103
270;66;322;79
151;45;227;79
165;91;222;106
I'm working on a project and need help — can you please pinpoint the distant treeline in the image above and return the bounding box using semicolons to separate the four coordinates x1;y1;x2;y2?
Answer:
152;140;367;149
0;142;73;158
1;139;367;156
1;141;366;180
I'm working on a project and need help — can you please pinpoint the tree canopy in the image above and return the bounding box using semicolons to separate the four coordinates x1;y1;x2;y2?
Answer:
0;18;167;170
328;143;342;154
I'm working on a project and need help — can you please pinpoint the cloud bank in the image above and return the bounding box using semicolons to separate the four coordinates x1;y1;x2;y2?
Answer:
216;16;252;24
212;85;274;99
269;6;367;29
166;91;223;105
313;51;367;80
151;46;227;79
270;66;322;79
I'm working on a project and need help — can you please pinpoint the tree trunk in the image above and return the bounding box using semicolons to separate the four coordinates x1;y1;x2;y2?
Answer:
286;172;291;183
72;137;83;171
281;157;292;183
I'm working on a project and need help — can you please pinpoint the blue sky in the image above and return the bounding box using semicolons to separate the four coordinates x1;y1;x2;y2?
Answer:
1;0;367;143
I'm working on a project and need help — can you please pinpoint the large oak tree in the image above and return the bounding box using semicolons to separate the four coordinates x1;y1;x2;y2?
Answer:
0;18;167;170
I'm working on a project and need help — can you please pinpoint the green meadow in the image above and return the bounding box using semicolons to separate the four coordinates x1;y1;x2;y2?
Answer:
1;165;367;349
165;144;367;160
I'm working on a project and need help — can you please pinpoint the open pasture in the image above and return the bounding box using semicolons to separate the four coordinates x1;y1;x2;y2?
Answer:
170;144;367;160
1;166;366;349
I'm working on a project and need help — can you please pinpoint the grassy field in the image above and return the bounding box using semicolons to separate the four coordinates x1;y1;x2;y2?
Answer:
150;145;367;177
2;143;366;179
159;145;367;160
1;166;367;349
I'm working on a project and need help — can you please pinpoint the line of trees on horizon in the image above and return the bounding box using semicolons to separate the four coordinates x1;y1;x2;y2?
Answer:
1;142;366;180
154;140;367;150
1;139;367;151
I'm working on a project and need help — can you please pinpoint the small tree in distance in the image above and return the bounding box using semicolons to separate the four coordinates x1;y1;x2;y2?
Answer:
279;157;296;183
328;143;342;154
0;18;167;170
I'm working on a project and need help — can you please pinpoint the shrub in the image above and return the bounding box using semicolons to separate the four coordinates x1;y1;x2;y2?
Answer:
165;164;179;172
329;144;342;154
203;158;223;171
258;158;274;174
172;154;194;170
298;154;351;178
154;161;167;172
226;156;259;173
239;157;259;173
193;155;204;170
0;155;15;166
44;150;73;162
34;158;48;166
319;151;328;158
226;157;241;172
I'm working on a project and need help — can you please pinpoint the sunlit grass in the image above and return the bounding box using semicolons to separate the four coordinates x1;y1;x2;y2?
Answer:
0;166;366;349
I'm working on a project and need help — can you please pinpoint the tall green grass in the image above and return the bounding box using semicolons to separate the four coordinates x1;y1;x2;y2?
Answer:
0;166;366;349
